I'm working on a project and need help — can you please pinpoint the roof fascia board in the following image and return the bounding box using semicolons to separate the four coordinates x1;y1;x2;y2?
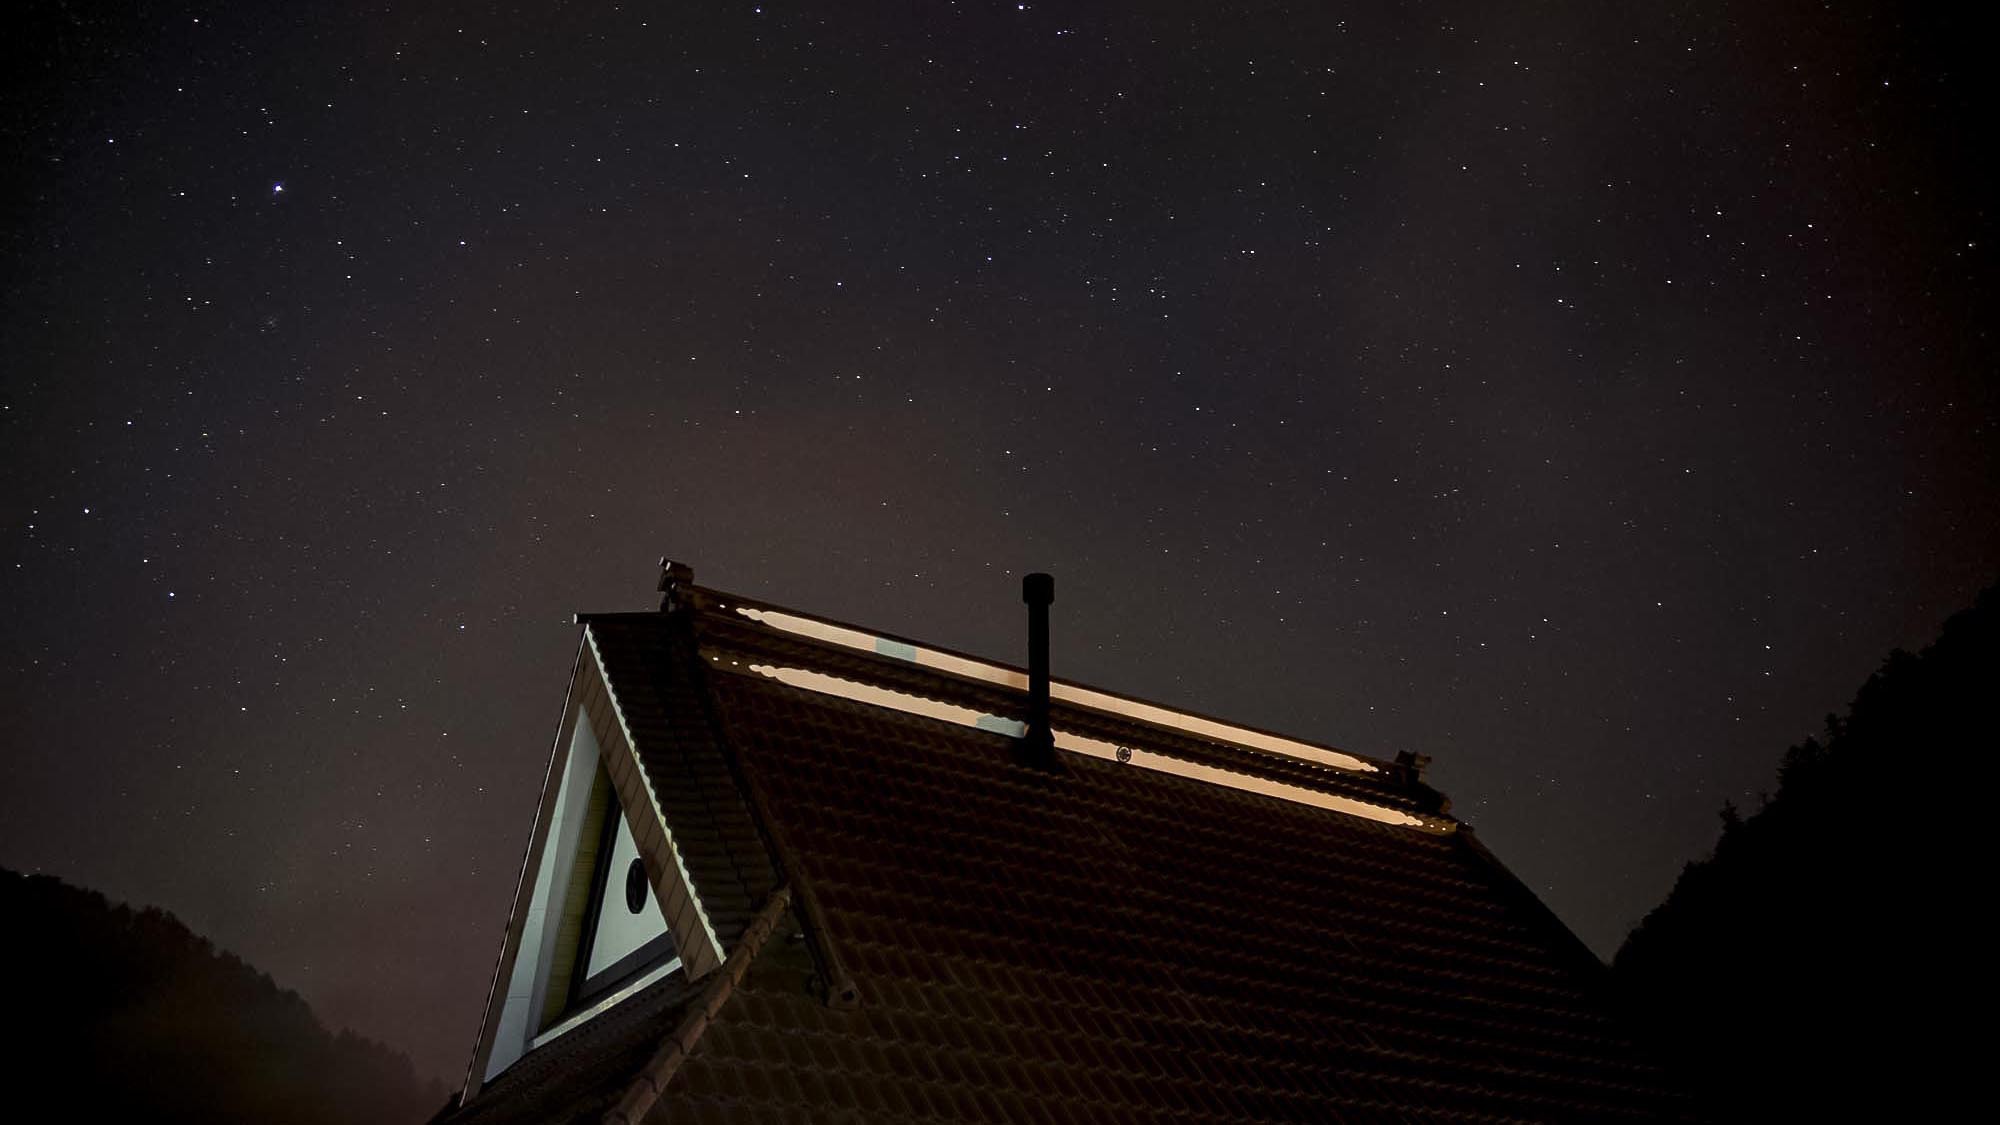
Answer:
582;623;726;978
461;639;588;1103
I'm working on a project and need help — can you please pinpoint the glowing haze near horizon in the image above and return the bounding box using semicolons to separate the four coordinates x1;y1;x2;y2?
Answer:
3;1;1993;1083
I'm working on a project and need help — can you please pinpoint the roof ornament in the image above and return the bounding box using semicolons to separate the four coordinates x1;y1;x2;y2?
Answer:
657;559;695;612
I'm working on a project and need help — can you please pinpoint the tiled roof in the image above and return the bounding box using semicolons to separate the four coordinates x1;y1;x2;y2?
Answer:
446;579;1688;1122
444;971;703;1125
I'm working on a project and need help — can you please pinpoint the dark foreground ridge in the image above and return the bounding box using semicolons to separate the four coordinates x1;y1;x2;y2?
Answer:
1615;582;1996;1121
0;868;441;1125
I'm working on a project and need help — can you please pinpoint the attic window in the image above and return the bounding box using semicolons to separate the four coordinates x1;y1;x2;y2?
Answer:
537;764;677;1032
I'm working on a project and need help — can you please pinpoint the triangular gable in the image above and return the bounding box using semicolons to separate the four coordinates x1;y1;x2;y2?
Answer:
460;628;725;1097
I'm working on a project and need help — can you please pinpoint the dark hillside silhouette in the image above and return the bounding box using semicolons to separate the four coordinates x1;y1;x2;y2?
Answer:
1614;584;1994;1120
0;868;441;1124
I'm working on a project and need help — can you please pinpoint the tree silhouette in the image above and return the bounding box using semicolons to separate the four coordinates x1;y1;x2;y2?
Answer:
0;868;442;1123
1614;583;1993;1121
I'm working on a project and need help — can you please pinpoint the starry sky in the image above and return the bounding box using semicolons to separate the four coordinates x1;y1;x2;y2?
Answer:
4;0;1994;1085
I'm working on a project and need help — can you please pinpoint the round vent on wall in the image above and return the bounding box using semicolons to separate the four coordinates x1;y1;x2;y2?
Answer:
624;858;647;914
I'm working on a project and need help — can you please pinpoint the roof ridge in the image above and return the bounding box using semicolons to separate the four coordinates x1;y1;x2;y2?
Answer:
699;649;1454;831
683;583;1407;778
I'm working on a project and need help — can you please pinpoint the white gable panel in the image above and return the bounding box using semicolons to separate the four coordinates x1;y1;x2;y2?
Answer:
464;626;723;1100
483;707;602;1081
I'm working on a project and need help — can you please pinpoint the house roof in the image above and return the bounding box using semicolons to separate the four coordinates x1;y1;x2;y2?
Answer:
446;569;1688;1123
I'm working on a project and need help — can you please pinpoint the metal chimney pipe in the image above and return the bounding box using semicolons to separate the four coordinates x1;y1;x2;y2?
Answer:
1022;573;1055;767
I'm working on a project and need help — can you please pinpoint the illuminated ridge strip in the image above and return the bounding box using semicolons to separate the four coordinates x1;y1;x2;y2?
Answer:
732;606;1378;774
730;659;1446;832
1051;729;1446;832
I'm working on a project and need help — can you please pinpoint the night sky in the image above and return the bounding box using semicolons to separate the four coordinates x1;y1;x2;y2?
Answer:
4;1;1993;1084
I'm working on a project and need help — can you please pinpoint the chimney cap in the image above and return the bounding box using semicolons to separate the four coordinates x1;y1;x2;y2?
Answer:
1022;572;1055;606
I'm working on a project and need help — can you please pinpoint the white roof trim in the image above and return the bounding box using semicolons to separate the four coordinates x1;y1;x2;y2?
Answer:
460;642;589;1101
738;661;1028;736
1052;728;1446;832
725;657;1450;833
527;955;683;1052
468;639;712;1093
731;604;1380;774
